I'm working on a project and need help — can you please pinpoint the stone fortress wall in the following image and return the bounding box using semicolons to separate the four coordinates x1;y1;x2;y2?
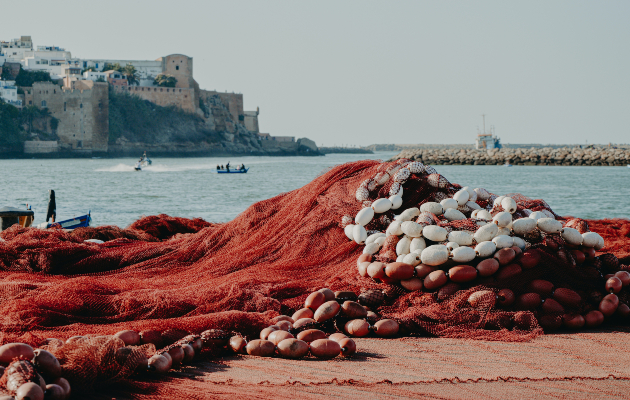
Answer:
113;85;197;113
21;81;109;154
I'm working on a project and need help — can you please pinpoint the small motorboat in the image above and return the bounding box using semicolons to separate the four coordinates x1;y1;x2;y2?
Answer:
217;168;249;174
503;162;513;167
140;151;152;167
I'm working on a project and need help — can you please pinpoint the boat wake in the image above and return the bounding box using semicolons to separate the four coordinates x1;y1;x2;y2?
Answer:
96;163;222;172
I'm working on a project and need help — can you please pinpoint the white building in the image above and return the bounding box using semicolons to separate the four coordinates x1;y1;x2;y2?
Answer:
80;59;162;86
0;80;22;107
21;46;73;79
83;71;108;81
0;36;33;62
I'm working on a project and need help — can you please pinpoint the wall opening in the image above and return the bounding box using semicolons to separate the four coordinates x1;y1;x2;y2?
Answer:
176;66;179;70
41;100;47;107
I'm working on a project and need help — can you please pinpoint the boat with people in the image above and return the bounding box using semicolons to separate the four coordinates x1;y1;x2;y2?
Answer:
216;162;249;174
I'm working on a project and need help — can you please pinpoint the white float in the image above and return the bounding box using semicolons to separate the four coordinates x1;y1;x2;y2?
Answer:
493;211;512;228
420;245;450;266
389;195;403;210
344;225;355;240
561;227;583;246
402;252;422;266
363;242;380;255
475;241;497;258
492;235;514;249
420;202;443;216
371;198;393;213
353;225;368;244
451;246;477;263
440;198;459;210
422;225;448;242
448;231;474;246
444;208;466;221
474;223;499;243
512;218;537;235
396;236;412;256
453;190;470;206
446;241;460;252
355;207;375;226
582;232;603;248
537;218;563;234
401;221;423;237
410;237;427;253
501;197;517;214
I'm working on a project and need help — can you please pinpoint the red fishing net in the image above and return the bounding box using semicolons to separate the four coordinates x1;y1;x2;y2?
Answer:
0;159;629;397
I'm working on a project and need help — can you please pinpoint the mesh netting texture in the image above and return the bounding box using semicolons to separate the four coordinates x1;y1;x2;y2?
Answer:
0;159;629;397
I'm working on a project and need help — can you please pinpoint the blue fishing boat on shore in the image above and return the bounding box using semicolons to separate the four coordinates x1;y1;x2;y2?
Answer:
34;190;92;230
36;212;91;230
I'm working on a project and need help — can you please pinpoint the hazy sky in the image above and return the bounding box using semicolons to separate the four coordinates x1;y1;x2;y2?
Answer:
3;1;628;146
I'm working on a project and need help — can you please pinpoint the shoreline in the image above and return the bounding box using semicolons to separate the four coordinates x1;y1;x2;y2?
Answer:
0;149;325;159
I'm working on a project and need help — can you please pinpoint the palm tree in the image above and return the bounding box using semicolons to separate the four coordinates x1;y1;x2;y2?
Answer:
38;107;52;131
20;106;40;134
123;64;139;86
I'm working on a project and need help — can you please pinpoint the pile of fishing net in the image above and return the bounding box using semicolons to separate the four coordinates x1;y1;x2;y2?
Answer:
0;159;629;398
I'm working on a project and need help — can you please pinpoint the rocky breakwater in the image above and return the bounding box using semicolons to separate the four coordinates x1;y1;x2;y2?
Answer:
394;146;630;167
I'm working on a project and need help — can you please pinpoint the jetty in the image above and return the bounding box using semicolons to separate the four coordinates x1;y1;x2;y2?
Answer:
392;145;630;166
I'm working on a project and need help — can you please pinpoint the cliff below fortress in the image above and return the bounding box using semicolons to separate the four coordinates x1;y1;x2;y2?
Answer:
106;87;318;157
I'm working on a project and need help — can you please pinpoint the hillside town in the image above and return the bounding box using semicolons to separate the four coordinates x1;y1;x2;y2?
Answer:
0;35;317;156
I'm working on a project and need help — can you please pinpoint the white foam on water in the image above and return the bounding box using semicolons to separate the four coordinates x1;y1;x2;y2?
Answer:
96;163;136;172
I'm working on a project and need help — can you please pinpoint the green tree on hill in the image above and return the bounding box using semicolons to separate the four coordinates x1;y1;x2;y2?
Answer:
154;74;177;87
14;68;52;87
123;64;139;86
0;100;24;147
20;105;41;134
103;63;122;72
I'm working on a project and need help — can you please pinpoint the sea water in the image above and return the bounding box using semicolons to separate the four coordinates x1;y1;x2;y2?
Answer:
0;152;628;228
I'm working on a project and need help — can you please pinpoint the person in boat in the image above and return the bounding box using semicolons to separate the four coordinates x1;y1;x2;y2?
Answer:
216;165;220;170
135;159;142;170
240;164;246;171
226;162;230;172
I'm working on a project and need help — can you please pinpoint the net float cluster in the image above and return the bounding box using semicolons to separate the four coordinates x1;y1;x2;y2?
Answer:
342;159;628;332
244;287;400;360
0;327;253;397
0;343;70;400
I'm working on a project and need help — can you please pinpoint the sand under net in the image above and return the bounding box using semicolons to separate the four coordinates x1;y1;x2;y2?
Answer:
0;159;629;398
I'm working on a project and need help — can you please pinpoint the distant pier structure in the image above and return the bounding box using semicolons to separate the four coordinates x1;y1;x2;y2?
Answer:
475;114;502;150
